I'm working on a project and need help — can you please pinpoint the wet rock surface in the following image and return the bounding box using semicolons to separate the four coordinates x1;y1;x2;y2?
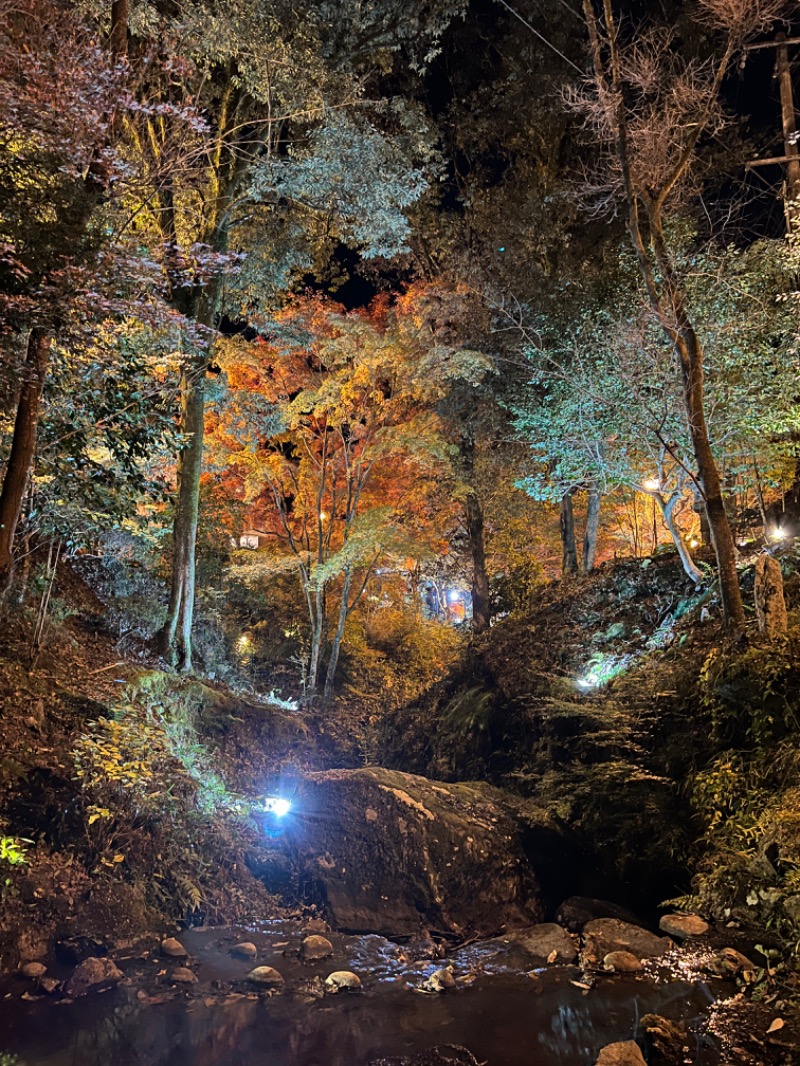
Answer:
289;768;566;937
63;956;123;997
582;919;673;963
658;913;709;940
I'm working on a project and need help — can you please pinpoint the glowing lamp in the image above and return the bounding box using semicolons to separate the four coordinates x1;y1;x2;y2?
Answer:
263;797;291;818
771;526;788;542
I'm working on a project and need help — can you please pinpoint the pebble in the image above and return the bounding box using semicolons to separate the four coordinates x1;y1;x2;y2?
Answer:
324;971;362;991
170;968;197;984
300;935;333;961
20;962;47;978
230;942;257;960
247;966;285;986
161;937;188;958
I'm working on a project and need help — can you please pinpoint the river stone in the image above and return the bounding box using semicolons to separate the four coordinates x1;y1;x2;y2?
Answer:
602;951;644;973
300;935;334;961
230;942;258;960
583;919;672;963
429;968;456;990
247;965;285;986
290;768;563;937
555;897;641;932
20;962;47;978
505;923;577;963
170;967;197;984
594;1042;646;1066
658;913;709;939
161;937;188;958
325;970;362;991
64;956;124;997
706;947;756;976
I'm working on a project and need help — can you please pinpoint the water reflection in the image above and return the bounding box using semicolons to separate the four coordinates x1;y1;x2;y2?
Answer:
0;923;723;1066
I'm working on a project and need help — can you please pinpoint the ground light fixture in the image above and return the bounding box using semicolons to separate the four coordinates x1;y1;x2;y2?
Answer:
263;796;292;817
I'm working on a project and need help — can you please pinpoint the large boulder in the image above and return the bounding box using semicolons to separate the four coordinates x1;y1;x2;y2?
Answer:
288;768;567;937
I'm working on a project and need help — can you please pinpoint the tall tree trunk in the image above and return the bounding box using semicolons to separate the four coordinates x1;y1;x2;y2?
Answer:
323;567;353;701
459;432;490;632
582;482;601;572
307;584;325;696
671;322;744;630
560;490;579;577
159;350;206;670
465;490;491;633
0;329;52;594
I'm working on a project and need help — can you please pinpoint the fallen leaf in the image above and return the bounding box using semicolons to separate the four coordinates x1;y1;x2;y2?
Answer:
547;950;558;964
767;1019;784;1034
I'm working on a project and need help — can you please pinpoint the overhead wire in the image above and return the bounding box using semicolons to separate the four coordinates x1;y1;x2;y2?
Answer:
493;0;586;76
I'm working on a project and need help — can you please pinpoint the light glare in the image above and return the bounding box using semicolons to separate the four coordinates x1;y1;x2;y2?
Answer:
264;796;291;817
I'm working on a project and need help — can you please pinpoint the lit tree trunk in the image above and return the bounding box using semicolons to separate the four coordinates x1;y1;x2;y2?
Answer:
307;583;325;695
560;490;579;577
324;567;353;701
659;493;703;583
582;481;601;572
0;329;52;594
465;490;491;633
460;432;490;632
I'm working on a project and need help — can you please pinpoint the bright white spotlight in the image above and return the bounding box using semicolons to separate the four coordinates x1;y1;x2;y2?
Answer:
770;526;788;542
643;478;661;492
264;797;291;817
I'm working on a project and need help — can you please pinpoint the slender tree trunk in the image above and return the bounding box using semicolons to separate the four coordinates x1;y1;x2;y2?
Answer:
692;485;710;547
560;490;579;577
0;329;52;594
582;482;601;572
307;584;325;695
323;567;353;701
673;325;744;630
465;490;491;633
159;350;206;670
660;495;703;583
109;0;128;58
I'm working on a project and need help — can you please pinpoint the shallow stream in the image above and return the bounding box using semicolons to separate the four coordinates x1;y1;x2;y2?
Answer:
0;922;726;1065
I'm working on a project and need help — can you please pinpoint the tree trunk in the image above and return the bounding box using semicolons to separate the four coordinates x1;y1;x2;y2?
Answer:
560;491;579;577
674;327;744;630
109;0;128;58
323;567;353;701
692;485;710;547
582;482;601;572
465;490;491;633
307;583;325;696
159;351;206;670
0;329;52;594
661;495;703;583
